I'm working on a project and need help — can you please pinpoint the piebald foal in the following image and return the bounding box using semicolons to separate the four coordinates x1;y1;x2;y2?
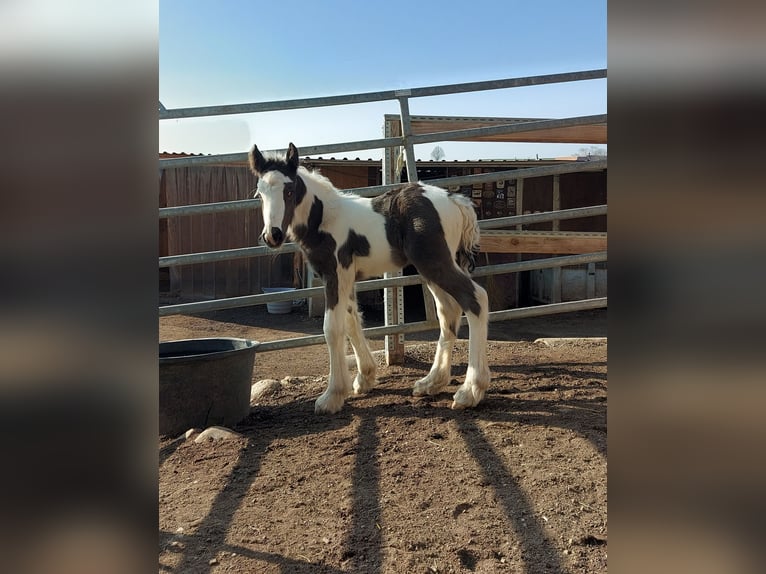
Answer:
250;143;490;414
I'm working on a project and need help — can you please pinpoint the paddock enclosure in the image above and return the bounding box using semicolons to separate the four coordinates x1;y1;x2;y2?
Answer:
159;70;607;573
159;69;607;364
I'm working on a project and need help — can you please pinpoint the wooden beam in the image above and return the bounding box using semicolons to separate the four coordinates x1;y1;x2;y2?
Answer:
408;116;607;144
479;231;607;254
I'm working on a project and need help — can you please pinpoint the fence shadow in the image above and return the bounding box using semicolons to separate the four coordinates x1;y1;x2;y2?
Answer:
162;353;605;573
165;401;353;573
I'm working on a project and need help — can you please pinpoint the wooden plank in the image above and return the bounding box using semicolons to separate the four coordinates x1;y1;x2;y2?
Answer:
408;116;607;144
479;231;606;254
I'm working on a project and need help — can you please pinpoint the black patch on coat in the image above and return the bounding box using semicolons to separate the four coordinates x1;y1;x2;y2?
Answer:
372;183;480;316
280;175;307;232
337;230;371;269
291;197;340;310
293;174;306;205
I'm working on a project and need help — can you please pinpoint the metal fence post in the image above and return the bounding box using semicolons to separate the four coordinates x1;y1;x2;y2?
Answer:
382;114;405;365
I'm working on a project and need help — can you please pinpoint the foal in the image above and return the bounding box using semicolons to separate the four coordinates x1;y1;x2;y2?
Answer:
250;143;490;414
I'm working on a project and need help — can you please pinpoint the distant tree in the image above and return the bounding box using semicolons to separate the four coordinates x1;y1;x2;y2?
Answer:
577;146;607;158
430;145;445;161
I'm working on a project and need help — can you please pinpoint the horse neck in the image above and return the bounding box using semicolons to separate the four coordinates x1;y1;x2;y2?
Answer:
298;167;343;210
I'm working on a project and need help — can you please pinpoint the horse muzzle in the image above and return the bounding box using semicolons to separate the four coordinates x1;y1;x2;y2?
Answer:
261;226;285;248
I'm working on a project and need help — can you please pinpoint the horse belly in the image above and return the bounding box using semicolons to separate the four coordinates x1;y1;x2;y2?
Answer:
353;247;399;279
341;211;400;278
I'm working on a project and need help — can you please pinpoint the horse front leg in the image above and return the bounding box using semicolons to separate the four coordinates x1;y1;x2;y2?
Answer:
315;279;354;414
344;292;377;395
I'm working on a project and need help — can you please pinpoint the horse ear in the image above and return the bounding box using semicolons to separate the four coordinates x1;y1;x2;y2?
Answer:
248;144;266;174
286;143;300;173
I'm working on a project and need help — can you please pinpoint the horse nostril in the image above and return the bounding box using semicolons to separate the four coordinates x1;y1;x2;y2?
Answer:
271;227;283;244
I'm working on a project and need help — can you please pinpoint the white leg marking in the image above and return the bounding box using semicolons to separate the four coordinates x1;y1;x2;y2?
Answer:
452;282;491;409
315;299;352;415
345;296;378;394
413;284;461;396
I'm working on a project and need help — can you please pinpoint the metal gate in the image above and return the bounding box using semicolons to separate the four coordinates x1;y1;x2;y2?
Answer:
159;69;607;362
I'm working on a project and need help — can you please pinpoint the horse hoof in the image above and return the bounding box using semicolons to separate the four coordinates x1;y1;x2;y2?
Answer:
452;385;484;409
412;381;428;396
352;373;376;395
413;376;448;397
314;393;345;415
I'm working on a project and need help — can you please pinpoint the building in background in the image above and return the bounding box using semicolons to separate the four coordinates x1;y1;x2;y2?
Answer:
160;153;606;315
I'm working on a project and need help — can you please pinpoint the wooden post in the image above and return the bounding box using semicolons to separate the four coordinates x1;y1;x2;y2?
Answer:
550;174;562;302
514;177;524;305
586;262;596;299
552;174;561;231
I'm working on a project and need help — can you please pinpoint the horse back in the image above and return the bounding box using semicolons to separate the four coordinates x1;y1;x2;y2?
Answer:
371;182;474;264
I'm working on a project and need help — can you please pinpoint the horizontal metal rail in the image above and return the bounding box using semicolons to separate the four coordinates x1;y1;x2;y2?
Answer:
159;197;262;219
158;159;607;219
160;69;606;120
159;205;606;268
254;297;607;353
159;114;606;169
160;243;299;268
159;251;606;316
477;204;607;231
378;158;607;193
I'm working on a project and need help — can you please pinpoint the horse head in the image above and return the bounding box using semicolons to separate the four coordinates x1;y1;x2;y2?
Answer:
249;142;304;248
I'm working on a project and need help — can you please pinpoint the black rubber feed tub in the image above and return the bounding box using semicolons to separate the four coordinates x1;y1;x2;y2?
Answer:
159;338;258;437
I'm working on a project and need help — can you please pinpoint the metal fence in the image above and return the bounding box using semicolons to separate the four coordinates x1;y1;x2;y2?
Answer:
159;69;607;359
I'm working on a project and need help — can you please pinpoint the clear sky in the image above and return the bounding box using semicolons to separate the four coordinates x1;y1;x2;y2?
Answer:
159;0;606;160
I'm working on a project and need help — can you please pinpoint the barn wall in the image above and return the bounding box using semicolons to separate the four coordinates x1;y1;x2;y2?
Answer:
559;171;607;232
521;175;555;231
161;165;294;299
307;164;371;190
160;161;606;307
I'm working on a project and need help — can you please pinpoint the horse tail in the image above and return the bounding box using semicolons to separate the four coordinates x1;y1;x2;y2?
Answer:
450;193;481;273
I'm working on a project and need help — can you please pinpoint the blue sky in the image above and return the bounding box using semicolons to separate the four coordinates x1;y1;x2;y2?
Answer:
159;0;606;160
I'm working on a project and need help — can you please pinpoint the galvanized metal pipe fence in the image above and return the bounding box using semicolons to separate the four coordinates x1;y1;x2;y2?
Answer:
159;69;607;353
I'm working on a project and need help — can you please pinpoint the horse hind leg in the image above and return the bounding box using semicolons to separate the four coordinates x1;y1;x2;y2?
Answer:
413;283;462;397
452;279;491;409
344;293;378;394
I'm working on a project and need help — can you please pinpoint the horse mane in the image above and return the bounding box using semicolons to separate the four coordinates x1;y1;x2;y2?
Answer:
297;165;358;205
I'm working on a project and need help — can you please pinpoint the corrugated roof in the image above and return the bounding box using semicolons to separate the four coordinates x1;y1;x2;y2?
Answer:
159;151;208;158
158;153;587;167
301;157;580;165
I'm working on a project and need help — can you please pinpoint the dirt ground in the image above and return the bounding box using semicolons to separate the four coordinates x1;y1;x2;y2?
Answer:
159;305;607;573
